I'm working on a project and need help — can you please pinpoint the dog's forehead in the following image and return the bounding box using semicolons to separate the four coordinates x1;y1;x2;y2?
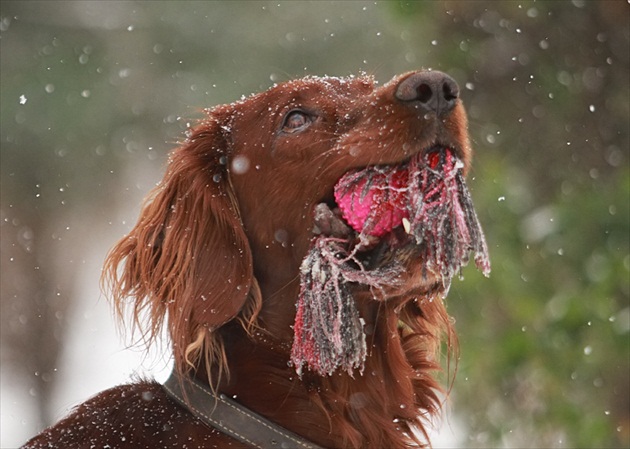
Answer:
233;75;376;116
275;75;375;96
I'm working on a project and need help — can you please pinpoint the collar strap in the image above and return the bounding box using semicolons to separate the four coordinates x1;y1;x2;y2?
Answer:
162;370;326;449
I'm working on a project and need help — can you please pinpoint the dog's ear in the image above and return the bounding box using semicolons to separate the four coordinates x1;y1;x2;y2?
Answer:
103;106;257;374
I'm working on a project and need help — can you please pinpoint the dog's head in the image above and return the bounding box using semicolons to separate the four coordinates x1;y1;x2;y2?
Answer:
103;70;488;383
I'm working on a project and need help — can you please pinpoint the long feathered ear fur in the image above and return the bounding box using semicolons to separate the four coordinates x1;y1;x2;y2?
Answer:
102;106;261;384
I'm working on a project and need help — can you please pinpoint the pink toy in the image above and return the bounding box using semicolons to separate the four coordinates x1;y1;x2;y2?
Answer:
334;165;410;237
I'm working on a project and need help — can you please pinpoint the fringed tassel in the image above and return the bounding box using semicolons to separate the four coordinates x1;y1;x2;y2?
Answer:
291;237;366;377
291;236;403;377
407;150;491;280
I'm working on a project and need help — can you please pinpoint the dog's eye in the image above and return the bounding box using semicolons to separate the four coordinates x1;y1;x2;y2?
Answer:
282;110;312;133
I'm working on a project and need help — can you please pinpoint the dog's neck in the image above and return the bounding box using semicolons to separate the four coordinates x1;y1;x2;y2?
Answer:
201;288;442;449
248;245;309;339
188;226;450;448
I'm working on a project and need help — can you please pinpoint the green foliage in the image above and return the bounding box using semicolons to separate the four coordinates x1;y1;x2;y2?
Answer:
451;157;628;447
382;3;630;445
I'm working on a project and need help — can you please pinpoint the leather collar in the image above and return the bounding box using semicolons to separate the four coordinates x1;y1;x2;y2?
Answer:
162;370;326;449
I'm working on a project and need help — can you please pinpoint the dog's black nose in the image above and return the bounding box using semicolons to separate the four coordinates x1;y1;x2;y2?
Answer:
395;71;459;116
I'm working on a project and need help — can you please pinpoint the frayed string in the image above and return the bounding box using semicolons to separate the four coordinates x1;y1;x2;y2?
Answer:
291;236;401;377
407;150;491;280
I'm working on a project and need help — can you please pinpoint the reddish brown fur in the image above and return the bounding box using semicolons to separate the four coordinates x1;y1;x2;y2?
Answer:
24;71;473;449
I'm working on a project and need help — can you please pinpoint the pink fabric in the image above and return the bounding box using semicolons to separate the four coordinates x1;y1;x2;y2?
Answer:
334;167;409;236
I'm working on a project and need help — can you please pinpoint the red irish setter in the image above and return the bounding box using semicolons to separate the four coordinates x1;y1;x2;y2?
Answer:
24;70;489;448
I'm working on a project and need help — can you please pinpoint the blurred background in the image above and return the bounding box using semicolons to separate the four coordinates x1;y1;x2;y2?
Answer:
1;1;628;447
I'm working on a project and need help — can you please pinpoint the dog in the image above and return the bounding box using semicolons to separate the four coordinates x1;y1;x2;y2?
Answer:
24;70;489;448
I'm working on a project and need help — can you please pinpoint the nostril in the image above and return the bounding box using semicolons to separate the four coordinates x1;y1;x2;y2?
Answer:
416;83;433;104
442;78;459;102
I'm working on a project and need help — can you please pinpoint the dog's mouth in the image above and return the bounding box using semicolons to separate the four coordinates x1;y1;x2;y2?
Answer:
312;145;490;282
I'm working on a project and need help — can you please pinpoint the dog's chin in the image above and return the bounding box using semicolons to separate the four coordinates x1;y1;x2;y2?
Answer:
311;201;445;297
373;237;445;290
358;227;448;298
